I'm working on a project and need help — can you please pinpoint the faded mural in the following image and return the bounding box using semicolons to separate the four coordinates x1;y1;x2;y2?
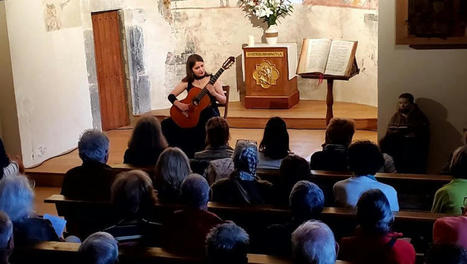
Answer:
42;0;81;31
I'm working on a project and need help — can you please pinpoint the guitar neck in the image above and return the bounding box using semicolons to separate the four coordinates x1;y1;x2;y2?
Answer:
196;68;225;100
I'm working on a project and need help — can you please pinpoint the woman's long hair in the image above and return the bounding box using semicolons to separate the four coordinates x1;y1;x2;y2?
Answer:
154;147;191;201
259;117;290;159
128;116;168;157
182;54;207;84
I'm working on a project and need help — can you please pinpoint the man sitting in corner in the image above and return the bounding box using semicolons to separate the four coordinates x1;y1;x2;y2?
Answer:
61;129;116;201
381;93;429;173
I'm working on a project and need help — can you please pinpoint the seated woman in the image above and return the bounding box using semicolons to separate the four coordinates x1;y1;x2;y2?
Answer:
333;141;399;211
153;147;191;203
0;138;24;179
124;115;168;167
339;189;416;264
105;170;160;245
257;117;291;169
194;117;233;161
0;175;60;245
161;54;226;158
211;142;273;205
275;154;314;206
310;118;354;172
432;145;467;215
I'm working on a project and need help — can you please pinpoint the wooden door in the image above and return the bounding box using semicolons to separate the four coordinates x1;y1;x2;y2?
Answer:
92;11;129;130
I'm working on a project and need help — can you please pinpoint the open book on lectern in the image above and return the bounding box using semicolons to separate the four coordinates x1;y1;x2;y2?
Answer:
297;38;358;77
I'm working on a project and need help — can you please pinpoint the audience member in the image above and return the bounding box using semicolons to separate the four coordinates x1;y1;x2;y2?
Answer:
0;138;24;179
194;117;233;161
291;220;337;264
153;147;191;203
78;232;118;264
124;115;168;167
163;174;223;256
211;142;273;205
276;155;314;206
432;145;467;215
309;118;355;172
433;205;467;248
206;222;249;264
0;212;13;264
105;170;159;244
425;244;467;264
265;181;325;256
61;129;116;201
441;131;467;174
339;189;416;264
380;93;430;173
333;141;399;211
257;117;290;169
205;157;235;185
0;175;59;245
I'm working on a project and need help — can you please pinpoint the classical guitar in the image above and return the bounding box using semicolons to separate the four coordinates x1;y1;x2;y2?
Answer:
170;57;235;128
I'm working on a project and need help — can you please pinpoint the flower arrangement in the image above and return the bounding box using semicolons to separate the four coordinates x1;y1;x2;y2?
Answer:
240;0;294;27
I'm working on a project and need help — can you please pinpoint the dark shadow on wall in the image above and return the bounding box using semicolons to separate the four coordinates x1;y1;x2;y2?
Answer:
416;97;463;173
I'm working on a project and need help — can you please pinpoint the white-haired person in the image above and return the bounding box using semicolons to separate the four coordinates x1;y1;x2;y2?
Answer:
0;211;13;264
163;174;223;256
78;232;118;264
265;180;325;256
0;174;60;246
339;189;415;264
153;147;191;203
206;222;250;264
291;220;338;264
61;129;116;201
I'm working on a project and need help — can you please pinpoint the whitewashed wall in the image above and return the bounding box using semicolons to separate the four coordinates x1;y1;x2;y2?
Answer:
5;0;93;167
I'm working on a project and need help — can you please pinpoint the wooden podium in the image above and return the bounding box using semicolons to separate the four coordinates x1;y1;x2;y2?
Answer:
242;43;299;109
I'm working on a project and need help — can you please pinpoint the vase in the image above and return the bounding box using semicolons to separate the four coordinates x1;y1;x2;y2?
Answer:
265;24;278;45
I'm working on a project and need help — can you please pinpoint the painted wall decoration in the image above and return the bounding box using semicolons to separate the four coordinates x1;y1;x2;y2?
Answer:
42;0;81;32
303;0;377;9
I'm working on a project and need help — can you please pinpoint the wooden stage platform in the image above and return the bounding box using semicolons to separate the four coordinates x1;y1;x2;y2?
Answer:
25;100;377;187
147;100;377;130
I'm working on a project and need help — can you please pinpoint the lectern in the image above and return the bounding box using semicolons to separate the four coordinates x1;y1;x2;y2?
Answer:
242;43;299;109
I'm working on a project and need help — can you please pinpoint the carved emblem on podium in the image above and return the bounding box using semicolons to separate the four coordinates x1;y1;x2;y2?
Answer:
252;60;280;89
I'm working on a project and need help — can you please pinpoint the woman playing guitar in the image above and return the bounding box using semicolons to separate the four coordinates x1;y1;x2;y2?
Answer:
162;54;226;158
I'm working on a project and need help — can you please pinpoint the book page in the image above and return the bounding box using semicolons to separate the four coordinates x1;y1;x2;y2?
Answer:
324;40;355;76
297;39;331;74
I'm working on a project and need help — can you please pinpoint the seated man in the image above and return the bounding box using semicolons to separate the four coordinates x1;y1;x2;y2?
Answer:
0;212;13;264
206;222;250;264
162;174;223;256
380;93;429;173
291;220;337;264
78;232;118;264
432;145;467;215
310;118;355;172
61;129;116;201
333;141;399;211
264;181;325;256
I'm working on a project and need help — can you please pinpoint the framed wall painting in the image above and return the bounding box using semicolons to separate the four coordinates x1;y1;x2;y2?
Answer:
396;0;467;47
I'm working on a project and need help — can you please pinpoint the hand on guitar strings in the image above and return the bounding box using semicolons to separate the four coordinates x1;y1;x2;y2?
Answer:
174;101;190;118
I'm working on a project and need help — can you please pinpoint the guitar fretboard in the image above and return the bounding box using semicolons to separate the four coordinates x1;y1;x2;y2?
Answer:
194;68;225;101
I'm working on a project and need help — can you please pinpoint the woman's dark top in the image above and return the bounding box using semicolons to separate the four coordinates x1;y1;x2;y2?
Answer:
211;173;273;205
124;147;164;167
161;81;220;158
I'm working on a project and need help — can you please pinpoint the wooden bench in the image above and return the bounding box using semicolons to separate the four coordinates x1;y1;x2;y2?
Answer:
12;241;350;264
256;169;452;210
45;194;451;253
